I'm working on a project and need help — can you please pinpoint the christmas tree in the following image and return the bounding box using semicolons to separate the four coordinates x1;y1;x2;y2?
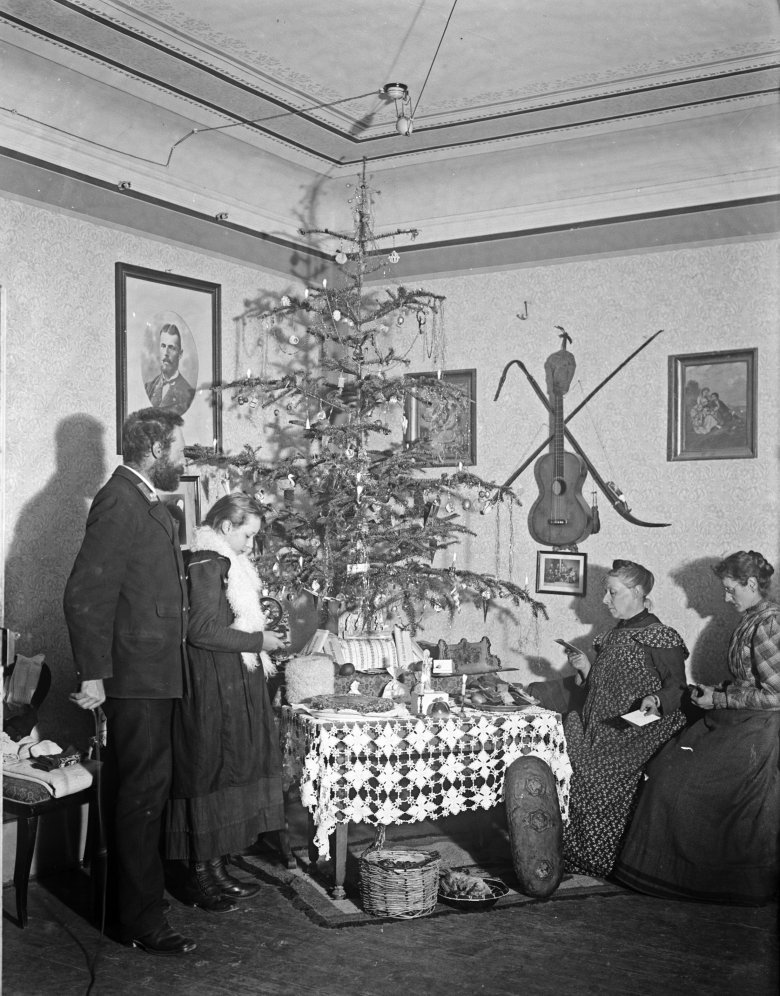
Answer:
188;164;546;636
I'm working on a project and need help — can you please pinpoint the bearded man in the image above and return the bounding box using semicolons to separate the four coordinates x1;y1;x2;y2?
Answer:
64;408;195;955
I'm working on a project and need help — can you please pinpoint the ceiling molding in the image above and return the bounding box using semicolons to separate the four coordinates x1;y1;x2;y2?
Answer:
1;148;776;282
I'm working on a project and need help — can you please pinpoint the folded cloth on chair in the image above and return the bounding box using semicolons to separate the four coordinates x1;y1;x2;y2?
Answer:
4;654;45;707
3;757;96;798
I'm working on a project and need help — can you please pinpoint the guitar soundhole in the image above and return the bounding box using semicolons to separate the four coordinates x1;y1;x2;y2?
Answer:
552;478;566;496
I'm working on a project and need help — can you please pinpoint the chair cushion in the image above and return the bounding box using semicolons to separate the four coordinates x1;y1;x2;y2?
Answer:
3;775;51;806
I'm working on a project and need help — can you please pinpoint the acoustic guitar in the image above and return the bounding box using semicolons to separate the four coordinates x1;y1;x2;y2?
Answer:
528;342;593;547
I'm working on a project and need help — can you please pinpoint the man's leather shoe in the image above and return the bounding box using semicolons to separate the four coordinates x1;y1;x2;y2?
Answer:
130;920;196;955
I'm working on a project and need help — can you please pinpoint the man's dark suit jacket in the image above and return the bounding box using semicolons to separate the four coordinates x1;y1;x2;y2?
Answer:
63;466;188;698
144;371;196;415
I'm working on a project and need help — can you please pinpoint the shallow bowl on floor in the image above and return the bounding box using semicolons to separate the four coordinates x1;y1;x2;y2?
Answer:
437;877;508;911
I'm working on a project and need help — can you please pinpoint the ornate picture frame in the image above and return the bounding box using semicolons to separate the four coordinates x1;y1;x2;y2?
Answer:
115;263;222;454
404;368;477;466
536;550;587;596
157;474;201;549
667;348;757;461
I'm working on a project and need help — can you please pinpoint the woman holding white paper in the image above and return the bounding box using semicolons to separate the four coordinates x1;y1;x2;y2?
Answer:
528;559;688;878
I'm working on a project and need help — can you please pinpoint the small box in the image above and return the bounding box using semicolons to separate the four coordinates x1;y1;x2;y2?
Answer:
432;658;454;675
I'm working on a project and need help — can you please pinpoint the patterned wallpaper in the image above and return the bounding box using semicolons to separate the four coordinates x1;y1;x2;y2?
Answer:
2;196;778;752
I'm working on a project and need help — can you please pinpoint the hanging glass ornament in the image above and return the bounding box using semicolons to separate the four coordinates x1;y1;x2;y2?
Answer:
462;498;472;511
332;309;342;321
289;334;300;345
397;314;405;326
281;295;291;306
248;397;258;409
274;409;280;417
388;250;400;264
335;250;348;264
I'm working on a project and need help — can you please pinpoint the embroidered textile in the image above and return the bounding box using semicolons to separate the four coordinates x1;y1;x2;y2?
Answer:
281;706;572;858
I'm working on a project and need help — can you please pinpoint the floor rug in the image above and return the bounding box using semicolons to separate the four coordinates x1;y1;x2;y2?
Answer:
233;813;625;929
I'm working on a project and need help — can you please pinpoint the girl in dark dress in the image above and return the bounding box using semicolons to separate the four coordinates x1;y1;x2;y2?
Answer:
614;550;780;905
529;560;688;878
165;494;287;912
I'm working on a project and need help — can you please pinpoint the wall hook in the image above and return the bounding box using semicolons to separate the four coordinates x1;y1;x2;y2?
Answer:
516;301;528;321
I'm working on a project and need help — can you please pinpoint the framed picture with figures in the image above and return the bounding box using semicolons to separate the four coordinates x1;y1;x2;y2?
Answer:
115;263;222;454
667;348;757;461
404;369;477;466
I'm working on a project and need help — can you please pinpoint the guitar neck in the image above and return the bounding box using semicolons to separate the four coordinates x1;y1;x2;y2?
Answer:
553;393;564;480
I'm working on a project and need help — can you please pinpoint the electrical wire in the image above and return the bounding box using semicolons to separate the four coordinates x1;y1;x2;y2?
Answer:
85;707;106;996
411;0;460;119
0;89;379;170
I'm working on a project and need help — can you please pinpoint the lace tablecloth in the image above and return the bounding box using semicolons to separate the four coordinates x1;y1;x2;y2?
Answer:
281;705;572;859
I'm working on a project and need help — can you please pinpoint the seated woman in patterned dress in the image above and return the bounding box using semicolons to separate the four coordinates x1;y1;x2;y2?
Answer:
614;550;780;905
527;559;688;878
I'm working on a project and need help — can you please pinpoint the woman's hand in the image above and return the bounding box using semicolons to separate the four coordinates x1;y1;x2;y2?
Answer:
639;694;660;717
262;630;288;654
568;651;591;684
690;684;715;710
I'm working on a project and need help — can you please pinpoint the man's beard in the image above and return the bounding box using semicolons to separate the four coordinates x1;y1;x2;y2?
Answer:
151;457;183;493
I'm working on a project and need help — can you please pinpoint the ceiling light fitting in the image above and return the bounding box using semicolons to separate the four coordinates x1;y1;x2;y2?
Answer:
383;82;414;136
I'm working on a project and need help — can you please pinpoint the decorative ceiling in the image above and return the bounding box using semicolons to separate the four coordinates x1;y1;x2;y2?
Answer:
1;0;778;272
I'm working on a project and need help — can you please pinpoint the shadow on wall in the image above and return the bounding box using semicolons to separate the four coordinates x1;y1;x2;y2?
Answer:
522;559;612;681
4;415;107;749
670;557;734;686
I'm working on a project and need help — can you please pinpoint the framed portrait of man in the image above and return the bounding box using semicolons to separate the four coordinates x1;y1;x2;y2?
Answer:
115;263;222;454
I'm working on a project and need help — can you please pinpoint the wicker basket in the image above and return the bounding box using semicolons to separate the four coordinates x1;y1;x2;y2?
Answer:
359;827;441;919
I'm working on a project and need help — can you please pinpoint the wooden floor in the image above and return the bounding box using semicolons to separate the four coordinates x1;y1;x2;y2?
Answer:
4;855;777;996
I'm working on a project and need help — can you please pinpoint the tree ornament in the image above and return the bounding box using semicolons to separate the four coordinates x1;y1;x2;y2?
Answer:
332;309;342;321
335;250;348;264
388;250;400;264
397;314;405;326
462;498;472;510
289;334;300;345
281;295;291;306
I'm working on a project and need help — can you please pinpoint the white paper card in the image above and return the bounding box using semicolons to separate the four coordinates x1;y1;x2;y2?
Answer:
621;709;660;727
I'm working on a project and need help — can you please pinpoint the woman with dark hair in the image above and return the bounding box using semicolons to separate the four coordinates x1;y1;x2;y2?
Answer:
528;559;688;878
165;493;288;913
614;550;780;905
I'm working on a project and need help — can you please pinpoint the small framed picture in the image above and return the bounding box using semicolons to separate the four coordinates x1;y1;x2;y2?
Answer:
404;369;477;466
115;263;222;454
157;474;201;549
536;550;587;596
667;348;757;461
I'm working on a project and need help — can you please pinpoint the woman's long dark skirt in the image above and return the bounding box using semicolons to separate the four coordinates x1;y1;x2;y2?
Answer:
613;709;780;905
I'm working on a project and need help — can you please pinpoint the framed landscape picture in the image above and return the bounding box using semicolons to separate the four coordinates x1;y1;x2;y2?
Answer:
536;550;587;596
404;369;477;466
667;348;757;461
115;263;222;454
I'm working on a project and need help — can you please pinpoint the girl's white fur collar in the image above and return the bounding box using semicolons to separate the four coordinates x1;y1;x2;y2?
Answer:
189;526;275;675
